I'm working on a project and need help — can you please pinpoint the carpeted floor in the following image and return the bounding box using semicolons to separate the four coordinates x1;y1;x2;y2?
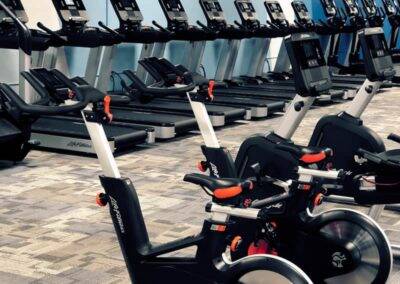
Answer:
1;88;400;283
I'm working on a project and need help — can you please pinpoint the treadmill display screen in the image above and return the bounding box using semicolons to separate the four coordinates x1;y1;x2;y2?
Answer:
164;0;185;12
238;2;255;12
204;1;223;12
362;0;377;15
343;0;359;15
267;3;283;13
58;0;84;10
366;33;390;58
293;2;308;13
382;0;396;15
115;0;139;11
294;39;326;69
321;0;336;15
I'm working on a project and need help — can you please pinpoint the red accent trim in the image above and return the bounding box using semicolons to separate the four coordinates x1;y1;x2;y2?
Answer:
208;80;215;101
96;193;107;207
313;193;324;207
197;161;207;172
215;225;226;232
214;185;242;199
230;236;242;252
300;152;327;164
248;240;269;255
68;89;75;99
104;95;113;122
300;184;312;191
249;181;254;190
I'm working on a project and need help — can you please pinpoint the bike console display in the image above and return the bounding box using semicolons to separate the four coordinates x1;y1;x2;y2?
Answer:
110;0;143;26
359;27;395;81
0;0;27;24
285;33;331;96
52;0;88;27
264;1;287;26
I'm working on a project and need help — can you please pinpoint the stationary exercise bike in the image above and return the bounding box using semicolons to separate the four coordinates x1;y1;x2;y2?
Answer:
132;33;393;282
65;72;313;283
309;27;400;203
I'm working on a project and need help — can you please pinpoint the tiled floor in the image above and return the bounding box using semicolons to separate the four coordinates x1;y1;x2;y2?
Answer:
1;88;400;283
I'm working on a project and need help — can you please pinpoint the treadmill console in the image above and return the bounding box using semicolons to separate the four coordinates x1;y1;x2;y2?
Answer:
110;0;143;27
382;0;398;16
320;0;338;17
0;0;28;24
158;0;188;28
264;1;287;26
199;0;226;26
358;27;395;81
285;32;331;96
292;1;312;23
51;0;88;27
342;0;359;16
234;0;258;23
361;0;377;16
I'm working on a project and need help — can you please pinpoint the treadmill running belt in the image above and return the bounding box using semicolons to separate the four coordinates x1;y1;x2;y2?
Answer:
32;116;149;148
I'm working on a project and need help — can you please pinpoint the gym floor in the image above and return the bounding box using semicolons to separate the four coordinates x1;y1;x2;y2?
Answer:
1;89;400;283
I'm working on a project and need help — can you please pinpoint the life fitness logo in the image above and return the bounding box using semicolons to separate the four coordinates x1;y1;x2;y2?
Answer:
332;252;347;268
109;196;126;234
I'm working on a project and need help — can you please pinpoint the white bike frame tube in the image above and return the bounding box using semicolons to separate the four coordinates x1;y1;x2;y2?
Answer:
275;95;315;139
297;166;341;180
187;92;220;148
346;79;382;118
81;107;121;178
210;203;260;220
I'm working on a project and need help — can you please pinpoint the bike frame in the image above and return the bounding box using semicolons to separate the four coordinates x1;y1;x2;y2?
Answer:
81;102;312;283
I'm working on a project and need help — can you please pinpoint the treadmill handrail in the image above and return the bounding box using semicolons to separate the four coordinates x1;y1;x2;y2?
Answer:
123;70;196;95
0;83;87;115
0;1;32;55
37;22;67;44
20;71;51;105
98;21;124;41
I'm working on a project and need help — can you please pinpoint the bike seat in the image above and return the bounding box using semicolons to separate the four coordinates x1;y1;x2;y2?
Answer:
277;143;333;164
184;173;253;199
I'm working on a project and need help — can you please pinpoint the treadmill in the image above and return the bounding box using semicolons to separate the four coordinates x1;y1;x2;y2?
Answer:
25;69;155;154
260;0;362;97
206;0;344;103
151;0;285;118
321;0;399;87
192;0;286;115
0;1;155;155
99;0;248;125
34;0;199;139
